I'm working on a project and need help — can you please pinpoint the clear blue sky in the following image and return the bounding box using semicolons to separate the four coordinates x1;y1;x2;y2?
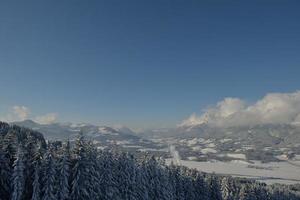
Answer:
0;1;300;129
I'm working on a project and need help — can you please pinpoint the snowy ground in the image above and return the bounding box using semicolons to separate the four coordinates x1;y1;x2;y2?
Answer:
166;159;300;185
226;153;246;159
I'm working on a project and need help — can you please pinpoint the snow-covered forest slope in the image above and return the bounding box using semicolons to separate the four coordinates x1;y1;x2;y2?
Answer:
1;121;300;199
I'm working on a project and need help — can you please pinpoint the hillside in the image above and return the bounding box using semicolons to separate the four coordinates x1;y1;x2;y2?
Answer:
12;120;139;140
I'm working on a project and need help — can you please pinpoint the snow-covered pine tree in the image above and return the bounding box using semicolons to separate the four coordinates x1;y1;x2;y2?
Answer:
206;174;222;200
135;156;151;200
31;143;44;200
2;130;17;168
31;164;41;200
11;144;26;200
143;156;171;200
57;141;71;200
221;177;234;200
192;170;209;200
239;184;258;200
85;141;101;199
180;167;196;200
167;163;185;199
23;134;39;199
0;124;10;200
142;156;158;200
268;185;292;200
0;141;11;199
70;134;96;200
42;144;57;200
98;150;120;200
115;153;138;200
252;183;270;200
156;158;173;200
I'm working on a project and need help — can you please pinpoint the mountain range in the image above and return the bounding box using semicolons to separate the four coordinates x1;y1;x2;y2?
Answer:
12;120;139;142
11;120;300;162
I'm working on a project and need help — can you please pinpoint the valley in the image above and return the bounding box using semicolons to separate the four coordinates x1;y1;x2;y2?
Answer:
13;120;300;185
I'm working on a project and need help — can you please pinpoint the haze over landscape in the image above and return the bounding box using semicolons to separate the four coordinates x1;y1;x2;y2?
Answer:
1;1;300;199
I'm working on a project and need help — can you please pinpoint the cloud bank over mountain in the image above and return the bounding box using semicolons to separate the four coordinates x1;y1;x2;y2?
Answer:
12;106;30;121
0;105;58;124
34;113;58;124
180;91;300;128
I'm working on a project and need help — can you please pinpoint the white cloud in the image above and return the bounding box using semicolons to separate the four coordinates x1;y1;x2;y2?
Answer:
179;91;300;127
13;106;30;121
0;105;58;124
0;105;31;122
34;113;58;124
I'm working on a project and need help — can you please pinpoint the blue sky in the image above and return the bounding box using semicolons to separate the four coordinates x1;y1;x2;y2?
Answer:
0;1;300;129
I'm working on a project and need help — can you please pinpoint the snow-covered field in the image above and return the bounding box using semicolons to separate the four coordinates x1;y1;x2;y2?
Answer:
200;148;217;154
166;159;300;185
226;153;246;159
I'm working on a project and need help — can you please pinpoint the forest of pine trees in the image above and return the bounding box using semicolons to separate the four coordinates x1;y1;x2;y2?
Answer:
1;121;300;200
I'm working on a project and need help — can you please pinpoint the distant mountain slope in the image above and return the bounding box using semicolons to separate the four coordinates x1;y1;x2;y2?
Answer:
0;121;46;147
177;124;300;146
141;123;300;163
12;120;140;142
145;123;300;146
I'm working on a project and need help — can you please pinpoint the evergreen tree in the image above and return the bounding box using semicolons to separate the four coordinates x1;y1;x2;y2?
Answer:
85;141;101;199
57;141;71;200
31;142;44;200
98;150;119;200
23;134;38;199
239;184;258;200
193;171;209;200
168;163;185;199
207;174;222;200
11;144;26;200
143;156;171;200
221;177;234;200
136;158;150;200
253;183;269;200
70;134;96;200
42;144;56;200
0;147;11;200
31;164;41;200
3;131;17;168
116;153;138;200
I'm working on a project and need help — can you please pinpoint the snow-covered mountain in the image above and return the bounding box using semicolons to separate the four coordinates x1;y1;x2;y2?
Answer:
178;123;300;143
140;123;300;163
11;120;166;154
12;120;139;142
13;120;300;163
144;123;300;145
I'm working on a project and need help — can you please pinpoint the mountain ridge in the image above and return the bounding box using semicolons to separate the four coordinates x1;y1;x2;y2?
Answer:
12;120;139;141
